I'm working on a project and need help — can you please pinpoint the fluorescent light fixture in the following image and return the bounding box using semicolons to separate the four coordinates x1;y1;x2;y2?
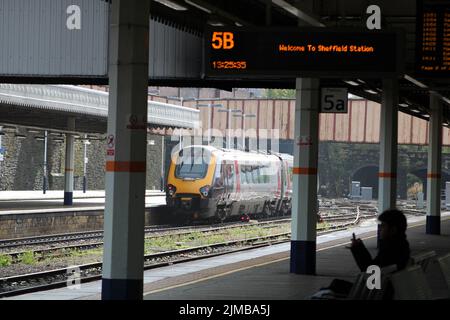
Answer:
399;103;409;107
422;114;430;118
442;96;450;105
184;0;211;13
404;74;428;89
15;134;26;139
410;109;421;113
154;0;188;11
235;22;243;27
208;21;225;26
35;136;45;141
344;80;359;86
364;89;378;95
52;138;64;143
357;79;366;84
271;0;325;27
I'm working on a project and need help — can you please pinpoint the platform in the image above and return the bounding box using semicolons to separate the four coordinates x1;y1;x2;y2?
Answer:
3;212;449;300
0;190;167;239
0;190;165;213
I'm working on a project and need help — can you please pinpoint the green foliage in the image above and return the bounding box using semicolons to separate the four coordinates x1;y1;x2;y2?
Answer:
18;251;37;265
0;254;12;267
263;89;295;99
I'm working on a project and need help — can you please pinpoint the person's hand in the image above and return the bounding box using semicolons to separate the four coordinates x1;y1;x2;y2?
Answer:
345;233;362;249
350;237;362;248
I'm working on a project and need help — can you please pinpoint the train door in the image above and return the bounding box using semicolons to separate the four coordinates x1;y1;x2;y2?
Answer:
223;161;235;203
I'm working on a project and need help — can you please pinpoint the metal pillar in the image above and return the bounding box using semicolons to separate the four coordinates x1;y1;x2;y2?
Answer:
378;79;398;213
426;92;442;235
101;0;150;300
83;134;88;193
64;118;75;205
43;130;48;194
290;78;319;275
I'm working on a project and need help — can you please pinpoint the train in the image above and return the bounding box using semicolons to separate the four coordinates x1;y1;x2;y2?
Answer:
166;145;293;222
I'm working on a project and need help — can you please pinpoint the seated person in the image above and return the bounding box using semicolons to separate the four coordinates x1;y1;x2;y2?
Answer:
314;209;410;299
351;209;410;272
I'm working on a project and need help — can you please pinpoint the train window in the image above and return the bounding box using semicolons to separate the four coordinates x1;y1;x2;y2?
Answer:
251;167;258;184
246;170;252;184
175;147;210;179
240;165;247;184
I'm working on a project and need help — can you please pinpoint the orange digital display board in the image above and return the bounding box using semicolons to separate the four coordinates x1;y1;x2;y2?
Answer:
416;0;450;76
204;27;404;78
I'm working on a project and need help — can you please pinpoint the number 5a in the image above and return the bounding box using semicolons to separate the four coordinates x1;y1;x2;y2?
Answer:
211;32;234;49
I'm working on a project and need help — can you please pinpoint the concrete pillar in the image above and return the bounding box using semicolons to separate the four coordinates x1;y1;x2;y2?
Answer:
378;78;398;214
290;78;319;275
101;0;150;300
426;92;442;235
64;118;75;205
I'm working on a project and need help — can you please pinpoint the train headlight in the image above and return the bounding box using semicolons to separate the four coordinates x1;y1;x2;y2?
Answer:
167;184;176;196
199;185;211;198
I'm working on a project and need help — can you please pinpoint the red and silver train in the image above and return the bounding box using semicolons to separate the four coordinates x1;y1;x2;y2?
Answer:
166;145;293;222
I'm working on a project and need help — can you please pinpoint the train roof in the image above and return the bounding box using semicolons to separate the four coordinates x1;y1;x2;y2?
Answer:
179;145;292;163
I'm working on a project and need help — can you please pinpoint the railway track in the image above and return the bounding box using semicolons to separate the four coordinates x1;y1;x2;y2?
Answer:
0;203;381;263
0;201;380;252
0;207;367;297
0;221;357;298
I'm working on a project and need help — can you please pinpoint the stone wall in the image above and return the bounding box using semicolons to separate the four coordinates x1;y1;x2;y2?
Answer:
0;127;164;191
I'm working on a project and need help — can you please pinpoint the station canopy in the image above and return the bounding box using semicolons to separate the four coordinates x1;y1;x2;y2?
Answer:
143;0;450;124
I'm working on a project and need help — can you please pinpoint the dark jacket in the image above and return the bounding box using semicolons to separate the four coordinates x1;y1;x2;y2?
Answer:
350;236;410;272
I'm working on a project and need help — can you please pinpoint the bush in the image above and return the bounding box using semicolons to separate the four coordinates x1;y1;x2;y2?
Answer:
18;251;36;265
0;254;12;267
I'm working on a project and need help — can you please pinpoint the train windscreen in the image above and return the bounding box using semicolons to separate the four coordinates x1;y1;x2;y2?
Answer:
175;147;210;179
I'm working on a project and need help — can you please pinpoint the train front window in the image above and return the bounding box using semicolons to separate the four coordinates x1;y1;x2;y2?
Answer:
175;148;210;179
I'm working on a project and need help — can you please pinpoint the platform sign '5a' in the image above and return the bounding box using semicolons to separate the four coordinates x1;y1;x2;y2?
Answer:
320;88;348;113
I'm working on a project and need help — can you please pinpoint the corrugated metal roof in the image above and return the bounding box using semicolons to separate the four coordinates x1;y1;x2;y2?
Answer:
0;84;200;129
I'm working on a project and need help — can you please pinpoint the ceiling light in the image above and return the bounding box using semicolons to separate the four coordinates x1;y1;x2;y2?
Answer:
35;136;45;141
154;0;188;11
404;74;428;89
344;80;359;86
364;89;378;95
208;20;225;26
410;109;421;113
15;134;27;139
399;103;409;107
184;0;211;13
